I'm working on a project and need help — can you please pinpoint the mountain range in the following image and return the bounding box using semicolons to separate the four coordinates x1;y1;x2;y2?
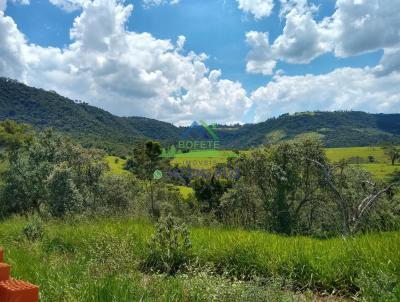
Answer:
1;77;400;155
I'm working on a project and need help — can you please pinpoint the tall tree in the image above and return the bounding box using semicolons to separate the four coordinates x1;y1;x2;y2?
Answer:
236;138;327;234
382;143;400;165
127;141;164;218
310;159;400;234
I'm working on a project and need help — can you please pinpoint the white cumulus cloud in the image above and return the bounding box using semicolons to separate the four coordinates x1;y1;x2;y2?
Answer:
0;11;27;80
246;0;400;75
332;0;400;57
236;0;274;19
251;67;400;122
245;31;276;75
0;0;29;12
375;48;400;77
0;0;250;124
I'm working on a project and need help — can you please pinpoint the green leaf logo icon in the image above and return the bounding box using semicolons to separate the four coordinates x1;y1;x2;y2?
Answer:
153;169;163;180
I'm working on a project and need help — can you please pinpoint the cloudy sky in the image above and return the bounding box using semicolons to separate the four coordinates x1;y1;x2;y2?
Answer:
1;0;400;125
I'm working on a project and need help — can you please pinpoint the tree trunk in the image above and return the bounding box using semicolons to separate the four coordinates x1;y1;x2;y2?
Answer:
149;180;156;219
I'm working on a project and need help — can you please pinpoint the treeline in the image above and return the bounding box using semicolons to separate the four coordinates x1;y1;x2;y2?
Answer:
0;120;186;220
123;133;400;236
1;120;400;237
222;140;400;235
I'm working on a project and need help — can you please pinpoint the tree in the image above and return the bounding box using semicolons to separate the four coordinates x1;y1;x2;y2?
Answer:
1;129;59;215
382;143;400;165
0;120;33;154
127;141;165;218
310;159;400;234
0;127;108;217
47;163;83;217
236;138;327;234
220;179;264;228
98;174;140;214
191;175;231;220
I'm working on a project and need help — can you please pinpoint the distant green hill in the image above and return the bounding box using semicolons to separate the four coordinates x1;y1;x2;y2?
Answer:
216;111;400;148
2;77;400;153
0;77;179;155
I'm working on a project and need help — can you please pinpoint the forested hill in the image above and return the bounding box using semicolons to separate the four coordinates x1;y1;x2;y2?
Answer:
2;77;400;154
217;111;400;149
0;77;180;154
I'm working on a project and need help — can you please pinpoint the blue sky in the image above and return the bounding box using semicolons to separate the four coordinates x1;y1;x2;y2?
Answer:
1;0;400;124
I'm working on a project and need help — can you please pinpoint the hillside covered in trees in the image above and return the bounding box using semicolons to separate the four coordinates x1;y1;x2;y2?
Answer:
0;78;180;155
2;77;400;154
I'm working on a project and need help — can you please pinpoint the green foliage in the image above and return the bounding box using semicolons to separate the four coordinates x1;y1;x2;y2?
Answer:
22;215;44;241
98;174;140;214
191;175;232;218
143;215;192;274
382;142;400;165
0;77;179;156
0;119;33;153
234;138;328;234
1;122;399;236
3;78;400;153
177;185;195;199
127;141;163;181
126;141;171;218
47;163;83;217
105;156;129;175
220;178;264;228
217;111;400;149
0;127;136;218
224;137;400;236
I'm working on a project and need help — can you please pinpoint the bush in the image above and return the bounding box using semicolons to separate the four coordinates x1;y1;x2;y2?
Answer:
22;215;44;241
98;174;139;214
142;215;191;274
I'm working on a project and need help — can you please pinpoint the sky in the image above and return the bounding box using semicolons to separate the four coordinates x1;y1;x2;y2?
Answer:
0;0;400;125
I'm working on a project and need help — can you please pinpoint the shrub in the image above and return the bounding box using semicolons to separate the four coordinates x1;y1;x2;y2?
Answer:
98;174;138;214
142;215;191;274
22;215;44;241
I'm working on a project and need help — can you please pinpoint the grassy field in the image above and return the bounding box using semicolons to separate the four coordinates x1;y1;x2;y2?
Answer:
325;146;389;163
105;156;129;176
359;163;400;180
0;217;399;301
176;185;194;199
325;146;399;180
171;147;398;181
106;146;398;195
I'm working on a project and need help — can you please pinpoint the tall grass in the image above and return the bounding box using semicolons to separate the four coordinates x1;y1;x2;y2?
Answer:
0;217;399;301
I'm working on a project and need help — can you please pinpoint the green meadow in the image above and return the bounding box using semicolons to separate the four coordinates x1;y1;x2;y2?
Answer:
106;146;398;199
176;185;194;199
1;217;399;301
325;146;389;163
105;156;130;176
166;146;398;180
2;123;400;301
325;146;400;180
